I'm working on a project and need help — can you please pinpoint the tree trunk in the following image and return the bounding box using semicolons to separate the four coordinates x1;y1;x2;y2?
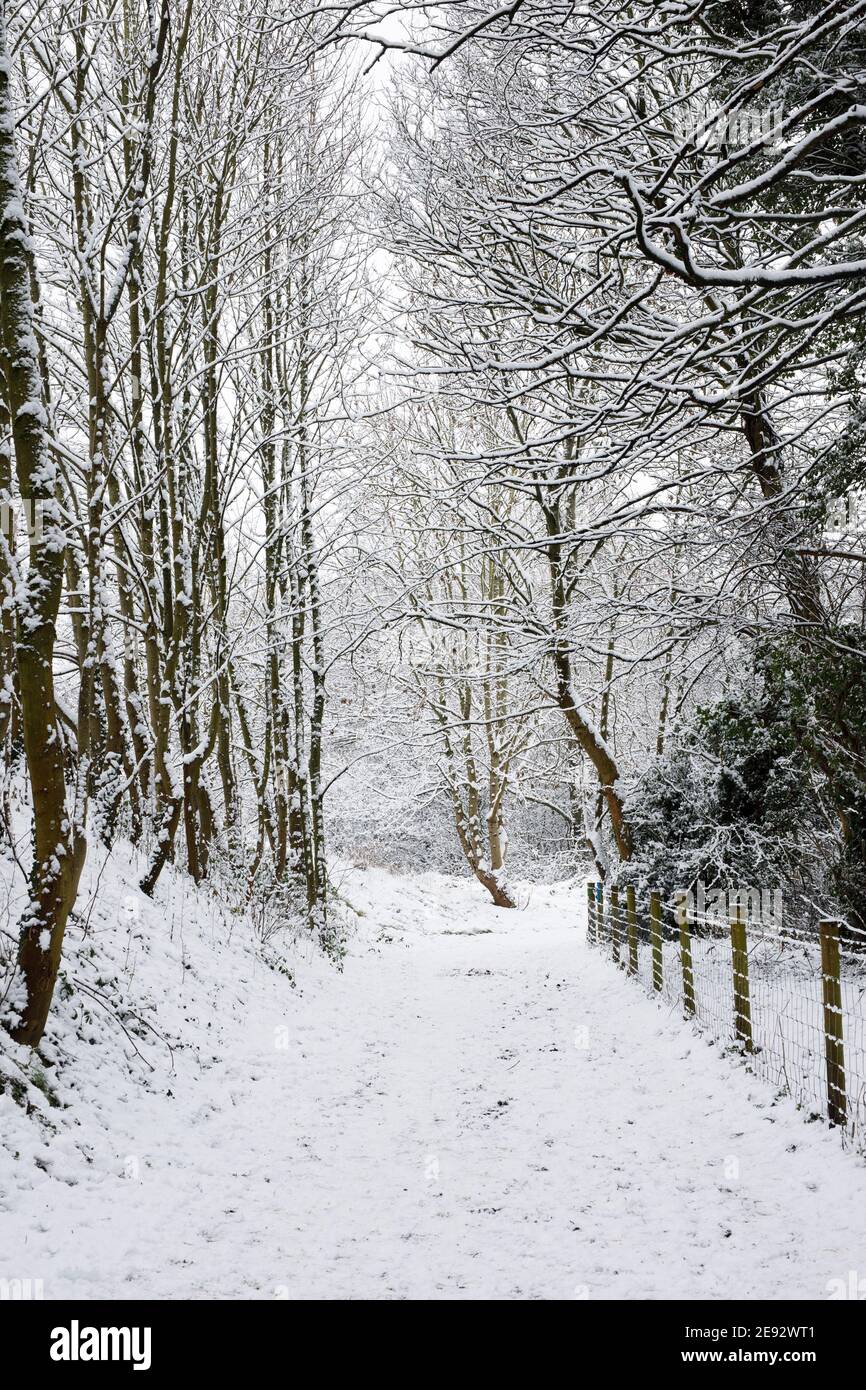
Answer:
0;16;85;1046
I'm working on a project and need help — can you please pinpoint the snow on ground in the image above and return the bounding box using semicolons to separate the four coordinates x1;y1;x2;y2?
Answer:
2;846;866;1300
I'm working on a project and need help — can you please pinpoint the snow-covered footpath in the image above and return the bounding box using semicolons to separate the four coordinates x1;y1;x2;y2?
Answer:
2;846;866;1300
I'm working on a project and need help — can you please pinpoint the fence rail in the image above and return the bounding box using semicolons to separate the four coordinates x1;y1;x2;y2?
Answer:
586;881;866;1154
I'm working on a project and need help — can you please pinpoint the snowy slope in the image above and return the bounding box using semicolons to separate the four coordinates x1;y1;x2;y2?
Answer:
2;849;866;1300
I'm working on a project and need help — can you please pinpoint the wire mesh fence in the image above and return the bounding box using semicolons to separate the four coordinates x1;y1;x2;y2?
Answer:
586;881;866;1155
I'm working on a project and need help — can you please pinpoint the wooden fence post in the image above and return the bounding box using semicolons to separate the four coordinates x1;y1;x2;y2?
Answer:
677;892;696;1017
650;890;663;992
626;885;638;978
730;901;753;1052
610;885;621;966
820;919;846;1128
597;881;605;945
586;881;595;944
